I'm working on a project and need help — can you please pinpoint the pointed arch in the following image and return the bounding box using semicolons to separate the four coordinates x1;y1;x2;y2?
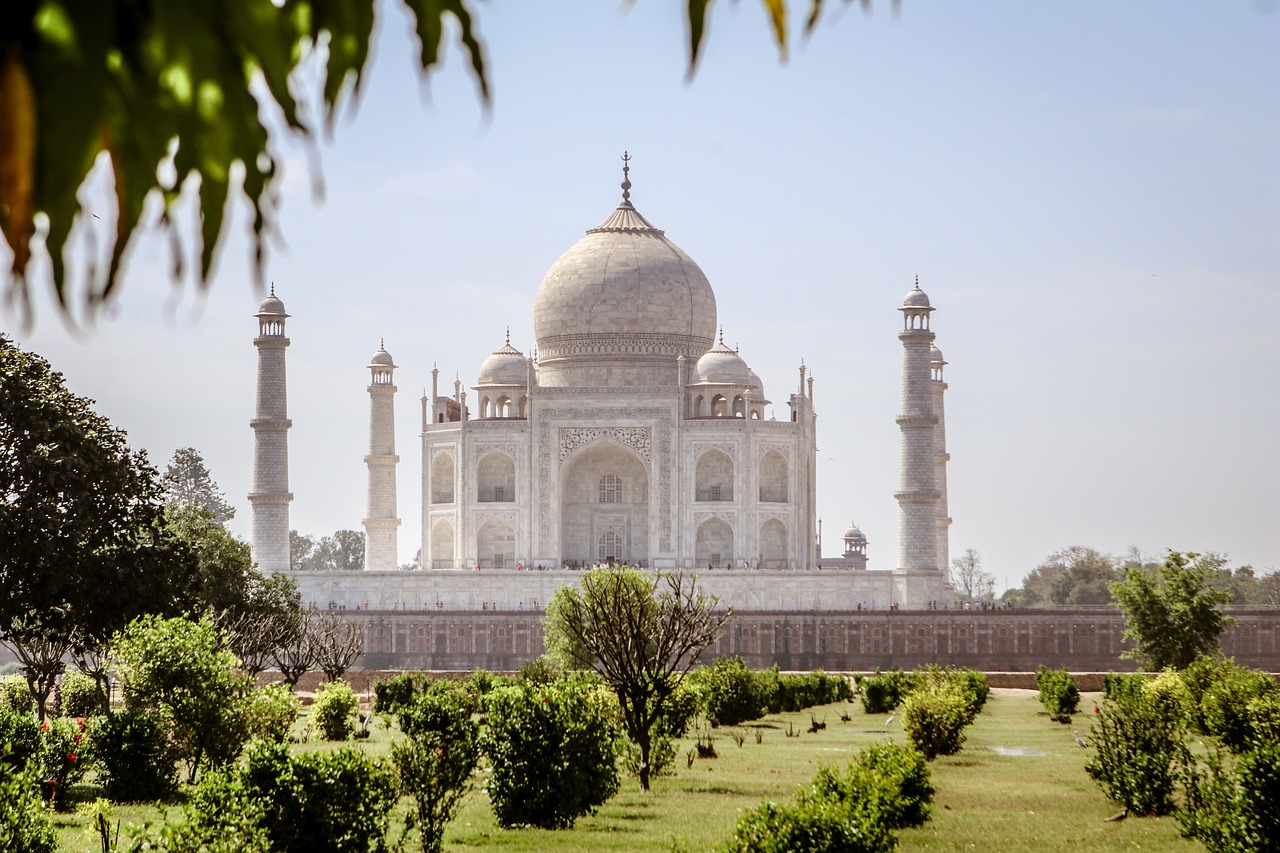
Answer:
430;518;455;568
477;451;515;502
759;518;788;569
695;518;734;569
476;518;515;569
431;452;455;503
759;450;788;502
695;449;733;502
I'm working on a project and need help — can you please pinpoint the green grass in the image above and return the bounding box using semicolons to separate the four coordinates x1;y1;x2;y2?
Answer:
50;690;1200;852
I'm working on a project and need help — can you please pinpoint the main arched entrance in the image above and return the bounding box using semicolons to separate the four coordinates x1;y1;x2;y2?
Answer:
559;441;649;566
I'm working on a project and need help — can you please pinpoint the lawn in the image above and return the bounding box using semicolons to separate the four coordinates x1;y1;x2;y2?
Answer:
50;688;1200;852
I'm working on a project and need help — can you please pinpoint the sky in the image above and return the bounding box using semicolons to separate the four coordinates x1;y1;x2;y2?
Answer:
5;1;1279;589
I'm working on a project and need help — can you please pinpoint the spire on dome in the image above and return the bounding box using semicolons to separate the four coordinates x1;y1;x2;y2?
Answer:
588;152;665;235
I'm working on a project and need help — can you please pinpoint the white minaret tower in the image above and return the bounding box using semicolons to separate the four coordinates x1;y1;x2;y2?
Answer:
363;340;400;571
249;286;293;573
895;278;940;578
931;344;952;578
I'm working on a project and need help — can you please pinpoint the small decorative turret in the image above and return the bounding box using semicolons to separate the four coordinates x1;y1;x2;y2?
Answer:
363;340;400;571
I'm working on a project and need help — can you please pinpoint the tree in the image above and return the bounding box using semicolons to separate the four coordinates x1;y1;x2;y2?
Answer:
1;1;826;323
1016;546;1119;607
544;567;730;791
221;572;302;677
289;530;316;570
1110;551;1236;671
308;530;365;572
312;611;365;682
950;549;994;607
110;614;254;783
165;503;258;616
0;335;195;714
163;448;235;525
400;547;423;572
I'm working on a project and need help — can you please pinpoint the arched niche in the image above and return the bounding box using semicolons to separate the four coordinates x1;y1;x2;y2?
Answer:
759;450;788;503
430;518;454;568
695;449;733;502
431;452;455;504
559;440;649;566
695;518;734;568
476;518;515;569
477;451;515;502
759;518;788;569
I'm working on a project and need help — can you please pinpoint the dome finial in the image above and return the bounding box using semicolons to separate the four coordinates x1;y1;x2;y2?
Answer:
914;274;920;290
620;151;632;203
505;326;510;346
269;281;276;297
379;337;385;350
718;325;724;345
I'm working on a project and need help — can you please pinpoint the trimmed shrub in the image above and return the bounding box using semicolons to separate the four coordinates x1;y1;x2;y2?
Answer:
1142;670;1195;724
722;795;895;853
723;741;932;853
1179;740;1280;852
1247;693;1280;745
861;670;910;715
91;709;179;803
0;755;57;853
37;715;92;809
392;687;482;853
691;657;766;726
151;767;271;853
1200;665;1278;752
1085;690;1184;815
372;672;425;714
767;670;855;714
311;679;359;741
911;667;987;721
482;679;621;828
0;675;33;714
59;671;101;718
517;656;562;685
244;684;300;744
468;669;507;695
1036;667;1080;721
812;741;934;830
900;685;972;760
1102;672;1149;704
0;706;40;772
240;740;399;853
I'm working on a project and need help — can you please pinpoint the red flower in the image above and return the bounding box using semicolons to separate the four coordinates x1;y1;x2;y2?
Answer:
75;717;86;731
41;722;49;731
68;753;77;762
73;734;82;744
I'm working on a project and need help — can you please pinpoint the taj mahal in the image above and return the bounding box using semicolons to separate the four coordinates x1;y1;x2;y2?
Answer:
250;158;955;612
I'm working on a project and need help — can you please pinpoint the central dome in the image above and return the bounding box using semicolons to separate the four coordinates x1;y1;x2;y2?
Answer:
534;182;717;387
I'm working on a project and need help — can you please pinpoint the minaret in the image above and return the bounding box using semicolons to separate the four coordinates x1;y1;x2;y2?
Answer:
363;340;400;571
895;277;940;574
249;286;293;573
931;344;952;577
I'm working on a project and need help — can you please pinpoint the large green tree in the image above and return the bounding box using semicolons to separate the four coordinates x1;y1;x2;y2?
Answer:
1013;546;1119;607
1110;550;1236;671
0;334;195;714
0;0;843;323
544;567;729;791
163;447;235;525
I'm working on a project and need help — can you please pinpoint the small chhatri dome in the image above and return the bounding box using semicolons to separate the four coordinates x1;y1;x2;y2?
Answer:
902;276;931;309
844;522;867;542
369;338;395;368
693;328;754;385
534;153;717;388
477;330;527;386
930;345;946;364
256;283;288;317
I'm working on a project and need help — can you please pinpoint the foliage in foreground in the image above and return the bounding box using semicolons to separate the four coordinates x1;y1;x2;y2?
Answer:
482;679;621;829
0;751;57;853
1178;740;1280;852
311;679;360;741
1086;686;1185;815
392;685;482;853
723;741;933;853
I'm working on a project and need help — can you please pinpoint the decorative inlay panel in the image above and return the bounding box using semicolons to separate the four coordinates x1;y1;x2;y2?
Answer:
473;510;519;529
692;441;737;460
756;444;791;463
559;427;651;462
472;443;521;464
693;511;736;530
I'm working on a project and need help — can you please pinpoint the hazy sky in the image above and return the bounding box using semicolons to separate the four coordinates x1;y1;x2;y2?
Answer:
6;1;1278;587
